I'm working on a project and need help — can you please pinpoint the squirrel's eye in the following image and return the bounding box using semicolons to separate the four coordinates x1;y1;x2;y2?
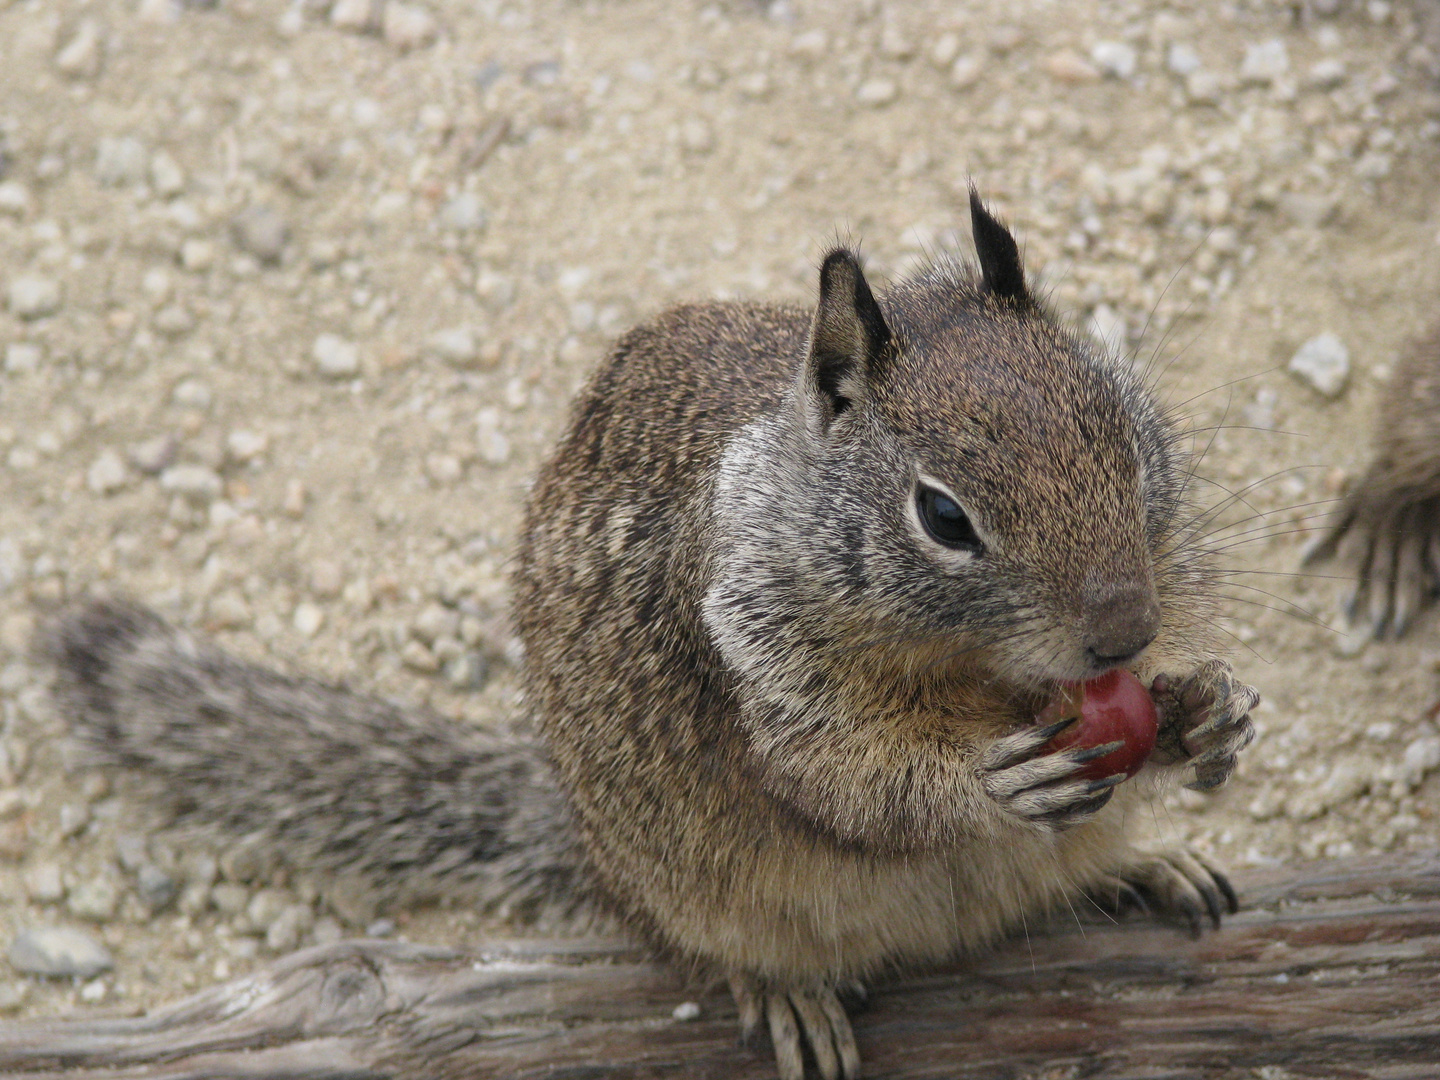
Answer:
917;485;982;553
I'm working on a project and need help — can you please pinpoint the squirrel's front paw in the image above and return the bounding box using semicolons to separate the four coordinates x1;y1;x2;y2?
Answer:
730;975;860;1080
1149;660;1258;791
980;717;1125;831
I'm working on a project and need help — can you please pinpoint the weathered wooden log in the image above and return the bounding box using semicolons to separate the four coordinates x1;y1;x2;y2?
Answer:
2;852;1437;1079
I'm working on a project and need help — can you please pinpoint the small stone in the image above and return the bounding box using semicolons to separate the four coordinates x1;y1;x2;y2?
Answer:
293;602;325;638
1167;43;1201;77
312;917;344;945
476;408;510;464
23;862;65;904
442;192;486;232
1354;152;1392;180
789;28;828;60
8;927;113;978
181;238;216;272
207;591;252;629
8;275;62;319
265;904;315;952
0;982;30;1013
366;917;396;938
94;136;149;186
177;882;209;916
426;453;463;484
150;150;186;197
5;343;43;373
0;819;27;861
1090;41;1137;79
137;865;178;911
680;118;714;154
1399;736;1440;788
1278;193;1338;228
330;0;377;32
211;882;250;915
114;833;148;872
231;206;289;263
426;326;478;366
55;19;102;78
856;78;898;106
67;875;121;921
1044;50;1099;83
930;32;961;69
313;333;360;378
400;639;440;673
173;378;212;409
1186;69;1225;104
672;1000;702;1021
160;464;223;501
1240;39;1289;85
1288;333;1350;398
0;181;33;217
310;560;344;598
59;801;92;839
129;435;178;475
1307;58;1347;90
949;53;984;89
247;888;291;931
382;2;437;50
154;304;194;337
413;602;460;645
737;72;771;99
86;450;129;495
226;429;268;464
283;479;307;517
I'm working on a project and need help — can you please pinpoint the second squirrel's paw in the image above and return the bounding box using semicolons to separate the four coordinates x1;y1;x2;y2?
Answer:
1093;849;1239;937
1149;660;1258;791
980;717;1125;831
730;975;860;1080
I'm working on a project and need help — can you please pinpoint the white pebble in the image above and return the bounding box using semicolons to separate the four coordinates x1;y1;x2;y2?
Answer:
181;239;216;272
7;275;62;319
227;430;269;464
383;2;437;50
87;450;129;495
672;1000;702;1021
313;333;360;378
950;52;984;89
1090;41;1137;79
150;150;186;197
443;192;486;232
1167;43;1201;77
0;181;32;217
1399;736;1440;788
22;862;65;904
67;875;121;921
8;927;112;978
329;0;377;31
1307;58;1347;89
293;602;325;638
856;78;898;107
5;343;42;372
172;378;212;409
1240;39;1289;84
476;408;510;465
55;19;102;78
58;802;91;838
94;136;149;186
1287;333;1350;398
426;326;478;366
160;464;224;501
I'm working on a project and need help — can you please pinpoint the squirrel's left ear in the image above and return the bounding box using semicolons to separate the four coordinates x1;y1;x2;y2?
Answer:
969;187;1033;309
802;248;891;429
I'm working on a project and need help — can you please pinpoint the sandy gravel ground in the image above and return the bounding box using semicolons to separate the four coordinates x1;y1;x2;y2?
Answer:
0;0;1438;1023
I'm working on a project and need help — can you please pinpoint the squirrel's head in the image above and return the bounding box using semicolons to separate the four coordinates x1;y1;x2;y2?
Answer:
707;192;1195;700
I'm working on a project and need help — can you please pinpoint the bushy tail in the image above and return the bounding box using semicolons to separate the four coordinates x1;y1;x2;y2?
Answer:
42;599;583;919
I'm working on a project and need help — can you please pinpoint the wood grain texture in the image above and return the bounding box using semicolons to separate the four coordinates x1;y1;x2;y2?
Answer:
3;852;1436;1079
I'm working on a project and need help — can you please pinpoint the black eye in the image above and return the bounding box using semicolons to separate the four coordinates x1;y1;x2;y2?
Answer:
917;485;983;552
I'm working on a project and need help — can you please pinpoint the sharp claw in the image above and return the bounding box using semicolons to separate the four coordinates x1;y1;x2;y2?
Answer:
1071;740;1125;765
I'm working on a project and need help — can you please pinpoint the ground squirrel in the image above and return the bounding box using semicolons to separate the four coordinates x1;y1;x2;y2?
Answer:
1307;323;1440;639
46;192;1259;1080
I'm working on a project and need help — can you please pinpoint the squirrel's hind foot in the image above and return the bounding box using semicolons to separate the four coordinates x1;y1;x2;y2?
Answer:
730;975;861;1080
1090;849;1238;938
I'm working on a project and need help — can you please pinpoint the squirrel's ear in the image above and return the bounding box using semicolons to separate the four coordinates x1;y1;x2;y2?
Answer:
802;248;891;426
969;187;1032;308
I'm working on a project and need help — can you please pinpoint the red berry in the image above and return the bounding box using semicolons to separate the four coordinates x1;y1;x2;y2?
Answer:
1039;668;1159;781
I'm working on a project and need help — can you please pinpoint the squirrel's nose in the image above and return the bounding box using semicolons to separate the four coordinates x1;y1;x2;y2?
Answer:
1083;585;1161;668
